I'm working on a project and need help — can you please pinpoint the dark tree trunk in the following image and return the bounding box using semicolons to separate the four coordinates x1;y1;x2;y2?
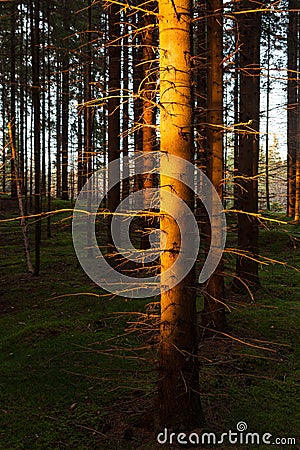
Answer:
77;93;83;194
107;3;121;245
83;0;93;184
31;0;41;275
47;2;52;238
140;12;156;250
61;55;69;201
233;0;261;292
2;62;6;194
122;18;129;201
287;0;298;217
10;1;17;198
233;10;239;211
133;12;143;193
56;58;61;198
201;0;227;333
265;13;271;211
19;1;25;195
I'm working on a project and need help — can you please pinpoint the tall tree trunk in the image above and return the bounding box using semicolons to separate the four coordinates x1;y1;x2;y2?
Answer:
133;12;143;193
47;2;52;238
140;12;156;250
2;62;6;193
287;0;298;217
201;0;227;332
10;1;17;198
83;0;93;184
233;0;261;291
31;0;41;276
194;0;207;179
122;18;129;201
158;0;204;429
295;151;300;222
61;54;69;201
24;6;30;206
41;6;46;198
294;10;300;222
8;122;34;274
19;1;25;195
265;12;271;211
233;2;239;210
107;4;121;246
56;58;61;198
77;93;83;194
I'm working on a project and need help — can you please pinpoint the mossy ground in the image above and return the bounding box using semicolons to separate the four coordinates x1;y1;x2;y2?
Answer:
0;197;299;449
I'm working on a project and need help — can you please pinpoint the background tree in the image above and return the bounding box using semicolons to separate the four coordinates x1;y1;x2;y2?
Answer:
233;0;262;291
287;0;298;217
201;0;227;332
107;1;121;247
31;0;41;276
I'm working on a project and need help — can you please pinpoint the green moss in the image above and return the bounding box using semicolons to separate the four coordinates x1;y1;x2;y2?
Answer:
1;200;299;448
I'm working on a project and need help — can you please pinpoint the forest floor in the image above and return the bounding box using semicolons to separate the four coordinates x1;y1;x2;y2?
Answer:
0;196;300;450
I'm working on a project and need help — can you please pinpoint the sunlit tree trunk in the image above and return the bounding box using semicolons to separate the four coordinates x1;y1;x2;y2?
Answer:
158;0;204;429
287;0;298;217
201;0;227;332
233;0;261;291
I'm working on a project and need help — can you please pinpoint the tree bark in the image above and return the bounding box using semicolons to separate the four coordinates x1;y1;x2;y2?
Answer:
233;0;261;292
31;0;41;276
56;57;61;198
201;0;227;332
10;1;17;198
83;0;93;185
287;0;298;217
233;1;239;210
140;12;157;250
265;12;271;211
107;4;121;246
77;93;83;194
122;19;129;201
158;0;204;429
2;61;6;194
8;122;34;274
61;54;69;201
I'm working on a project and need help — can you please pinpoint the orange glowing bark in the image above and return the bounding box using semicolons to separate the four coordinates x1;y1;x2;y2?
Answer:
158;0;204;429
